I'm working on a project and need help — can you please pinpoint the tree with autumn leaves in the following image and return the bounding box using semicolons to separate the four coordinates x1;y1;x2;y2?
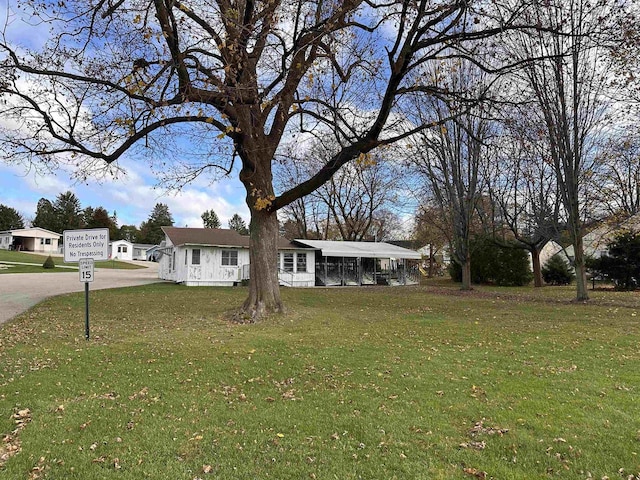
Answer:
0;1;585;319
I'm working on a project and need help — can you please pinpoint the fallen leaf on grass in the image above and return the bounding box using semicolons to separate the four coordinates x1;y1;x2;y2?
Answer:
0;407;32;467
128;387;149;400
282;389;300;401
460;441;486;450
470;420;509;437
463;467;488;479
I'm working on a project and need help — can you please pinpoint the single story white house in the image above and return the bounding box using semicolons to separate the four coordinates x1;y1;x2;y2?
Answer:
109;240;156;261
0;227;61;253
158;227;316;287
157;227;422;287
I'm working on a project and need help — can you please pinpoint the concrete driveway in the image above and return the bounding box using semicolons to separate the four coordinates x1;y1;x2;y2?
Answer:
0;262;164;325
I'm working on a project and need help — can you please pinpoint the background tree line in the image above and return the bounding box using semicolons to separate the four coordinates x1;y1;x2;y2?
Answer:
1;193;254;245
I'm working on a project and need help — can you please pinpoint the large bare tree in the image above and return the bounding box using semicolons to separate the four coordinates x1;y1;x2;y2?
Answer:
510;0;618;301
410;61;496;290
0;0;545;319
486;107;561;287
276;140;401;241
593;134;640;218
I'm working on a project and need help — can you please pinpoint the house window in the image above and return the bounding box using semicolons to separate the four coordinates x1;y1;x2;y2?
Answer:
118;245;128;253
296;253;307;272
192;249;201;265
283;253;294;272
168;251;173;270
172;251;176;271
222;250;238;266
185;250;188;265
45;238;51;245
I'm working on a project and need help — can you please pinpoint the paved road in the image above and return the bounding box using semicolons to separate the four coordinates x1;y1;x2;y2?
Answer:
0;262;163;325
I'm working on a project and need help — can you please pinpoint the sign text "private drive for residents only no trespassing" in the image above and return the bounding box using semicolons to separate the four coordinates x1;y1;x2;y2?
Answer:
63;228;110;262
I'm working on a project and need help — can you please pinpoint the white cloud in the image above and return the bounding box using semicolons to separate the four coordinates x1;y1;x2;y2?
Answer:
0;2;52;51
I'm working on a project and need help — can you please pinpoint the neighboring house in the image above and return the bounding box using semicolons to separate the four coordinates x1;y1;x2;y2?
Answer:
158;227;315;287
388;239;450;276
0;227;61;253
538;240;574;268
109;240;155;261
292;239;422;286
146;245;161;262
132;243;155;261
109;239;133;261
582;213;640;259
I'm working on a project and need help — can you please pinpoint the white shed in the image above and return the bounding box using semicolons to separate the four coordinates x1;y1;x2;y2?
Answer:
109;239;134;261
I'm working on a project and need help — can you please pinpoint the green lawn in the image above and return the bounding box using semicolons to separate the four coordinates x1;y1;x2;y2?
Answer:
1;284;639;479
0;250;144;272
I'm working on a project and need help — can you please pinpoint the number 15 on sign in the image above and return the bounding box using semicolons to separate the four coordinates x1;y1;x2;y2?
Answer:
79;258;94;282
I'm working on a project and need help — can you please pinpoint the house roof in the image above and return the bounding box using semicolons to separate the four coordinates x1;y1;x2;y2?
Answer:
388;239;427;251
293;239;422;259
110;239;132;245
0;227;61;238
109;240;154;248
161;227;301;250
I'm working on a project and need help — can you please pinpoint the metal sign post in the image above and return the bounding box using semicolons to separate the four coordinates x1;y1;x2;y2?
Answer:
64;229;108;340
79;259;95;340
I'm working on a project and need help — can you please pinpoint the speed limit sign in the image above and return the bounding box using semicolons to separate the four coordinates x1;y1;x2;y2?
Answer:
79;258;95;283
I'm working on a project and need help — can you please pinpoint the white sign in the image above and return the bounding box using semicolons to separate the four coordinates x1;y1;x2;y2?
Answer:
64;228;110;262
79;258;95;283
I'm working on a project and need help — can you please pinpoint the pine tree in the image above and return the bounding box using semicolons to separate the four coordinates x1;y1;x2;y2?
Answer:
201;209;221;229
138;203;174;244
228;213;249;235
0;204;25;230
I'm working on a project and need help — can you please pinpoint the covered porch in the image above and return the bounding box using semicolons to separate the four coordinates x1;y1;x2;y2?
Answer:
293;240;421;287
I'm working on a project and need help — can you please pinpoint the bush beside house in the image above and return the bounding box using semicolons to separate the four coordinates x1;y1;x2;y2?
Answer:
587;230;640;290
449;238;533;286
542;254;575;285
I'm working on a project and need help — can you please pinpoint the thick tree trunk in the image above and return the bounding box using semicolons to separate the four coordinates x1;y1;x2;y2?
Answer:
428;244;434;277
531;248;544;287
238;208;284;322
461;257;472;290
573;234;589;301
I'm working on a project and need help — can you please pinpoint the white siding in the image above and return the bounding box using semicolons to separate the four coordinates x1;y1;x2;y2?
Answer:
158;238;316;287
182;247;249;286
110;240;134;261
158;239;175;281
0;234;12;250
278;250;316;287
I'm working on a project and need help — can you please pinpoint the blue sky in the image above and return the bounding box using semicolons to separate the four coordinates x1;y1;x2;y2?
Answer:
0;1;250;229
0;157;250;229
